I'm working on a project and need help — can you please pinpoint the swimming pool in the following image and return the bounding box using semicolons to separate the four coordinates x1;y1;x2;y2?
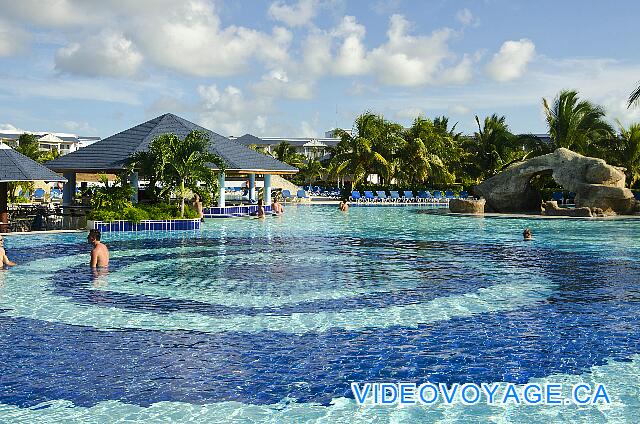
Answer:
0;205;639;422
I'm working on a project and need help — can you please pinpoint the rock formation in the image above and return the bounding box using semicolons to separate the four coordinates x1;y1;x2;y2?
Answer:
474;148;636;215
449;198;486;214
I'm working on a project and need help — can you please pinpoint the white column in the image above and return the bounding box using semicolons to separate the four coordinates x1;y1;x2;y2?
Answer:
62;172;76;206
130;171;139;204
263;174;271;205
217;172;226;208
249;173;256;203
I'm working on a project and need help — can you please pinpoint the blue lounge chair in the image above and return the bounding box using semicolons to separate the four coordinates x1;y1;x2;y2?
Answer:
281;189;293;201
51;188;62;199
634;191;640;201
33;188;46;201
297;189;310;200
418;191;432;203
364;190;376;202
445;190;455;199
389;190;401;202
350;190;362;203
376;190;388;202
402;190;415;203
432;191;443;202
459;190;469;199
567;191;576;204
552;191;564;204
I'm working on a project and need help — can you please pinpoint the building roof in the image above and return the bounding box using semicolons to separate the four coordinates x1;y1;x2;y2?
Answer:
234;133;271;146
0;143;67;183
46;114;298;174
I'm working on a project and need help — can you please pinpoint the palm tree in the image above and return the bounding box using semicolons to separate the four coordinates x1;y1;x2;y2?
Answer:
464;114;528;180
142;131;225;217
301;160;326;187
543;90;614;155
629;82;640;108
272;142;305;168
397;136;452;186
398;117;455;185
16;133;42;161
329;113;391;187
614;121;640;188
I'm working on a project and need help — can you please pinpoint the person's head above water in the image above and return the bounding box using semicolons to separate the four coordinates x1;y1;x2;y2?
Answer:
88;229;101;243
523;228;532;240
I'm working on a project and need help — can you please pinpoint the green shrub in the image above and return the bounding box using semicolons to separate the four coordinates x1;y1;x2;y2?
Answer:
88;201;199;222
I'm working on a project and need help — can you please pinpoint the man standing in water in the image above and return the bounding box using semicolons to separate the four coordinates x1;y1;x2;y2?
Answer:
88;229;109;268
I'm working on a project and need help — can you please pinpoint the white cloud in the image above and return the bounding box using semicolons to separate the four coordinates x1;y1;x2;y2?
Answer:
252;69;314;99
197;84;273;136
0;123;22;131
368;15;456;86
0;76;142;105
332;16;370;76
449;105;470;115
439;54;474;84
129;1;292;77
0;19;30;56
456;9;479;27
486;38;536;82
300;120;319;137
268;0;319;27
395;107;424;120
0;0;101;28
55;30;143;78
62;120;96;134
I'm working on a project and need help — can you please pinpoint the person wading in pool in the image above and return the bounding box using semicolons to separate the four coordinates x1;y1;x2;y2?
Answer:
271;198;284;215
0;235;16;268
88;229;109;268
339;199;349;212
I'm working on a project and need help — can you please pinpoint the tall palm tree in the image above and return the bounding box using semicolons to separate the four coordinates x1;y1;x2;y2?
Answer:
272;142;305;168
141;131;225;217
466;114;528;180
629;82;640;108
397;136;452;185
329;128;388;188
614;121;640;188
16;133;42;161
301;159;326;187
543;89;614;155
399;117;455;185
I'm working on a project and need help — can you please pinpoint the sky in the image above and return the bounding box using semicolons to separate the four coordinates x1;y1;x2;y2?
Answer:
0;0;639;139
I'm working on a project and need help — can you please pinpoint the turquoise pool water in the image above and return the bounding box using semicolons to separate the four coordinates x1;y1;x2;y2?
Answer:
0;205;639;423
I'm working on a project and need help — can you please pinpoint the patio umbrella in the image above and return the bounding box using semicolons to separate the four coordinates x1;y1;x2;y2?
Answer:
0;143;67;232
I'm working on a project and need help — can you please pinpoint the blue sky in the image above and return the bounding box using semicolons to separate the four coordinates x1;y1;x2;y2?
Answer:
0;0;639;139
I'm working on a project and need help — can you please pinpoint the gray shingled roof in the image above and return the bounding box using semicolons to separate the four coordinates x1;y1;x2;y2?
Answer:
46;114;298;174
0;143;67;182
235;133;272;146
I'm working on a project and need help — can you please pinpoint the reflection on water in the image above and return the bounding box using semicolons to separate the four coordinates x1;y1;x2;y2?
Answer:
92;268;109;289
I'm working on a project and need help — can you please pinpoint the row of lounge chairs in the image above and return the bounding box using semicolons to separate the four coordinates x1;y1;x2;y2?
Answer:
18;188;63;202
350;190;468;203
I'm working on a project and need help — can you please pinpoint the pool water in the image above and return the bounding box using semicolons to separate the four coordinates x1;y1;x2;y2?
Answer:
0;205;639;422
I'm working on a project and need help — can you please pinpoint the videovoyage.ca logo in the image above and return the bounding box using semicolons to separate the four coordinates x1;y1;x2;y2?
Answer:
351;382;610;406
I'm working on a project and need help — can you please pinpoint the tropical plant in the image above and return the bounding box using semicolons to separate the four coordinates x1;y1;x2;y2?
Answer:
129;131;225;217
629;82;640;108
299;160;326;187
329;113;391;188
398;117;456;185
543;90;614;155
15;133;42;161
272;142;305;168
461;114;530;182
610;121;640;188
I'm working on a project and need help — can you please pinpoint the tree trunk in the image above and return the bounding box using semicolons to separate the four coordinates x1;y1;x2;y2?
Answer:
180;179;185;218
